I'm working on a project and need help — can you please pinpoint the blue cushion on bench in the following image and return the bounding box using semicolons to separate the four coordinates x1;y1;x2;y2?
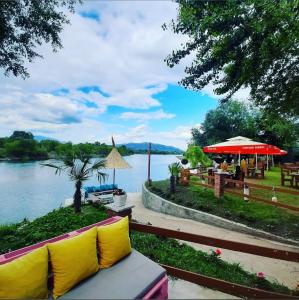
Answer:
60;249;166;299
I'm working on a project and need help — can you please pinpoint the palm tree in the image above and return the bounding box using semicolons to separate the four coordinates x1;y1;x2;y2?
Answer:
41;152;107;213
168;162;181;193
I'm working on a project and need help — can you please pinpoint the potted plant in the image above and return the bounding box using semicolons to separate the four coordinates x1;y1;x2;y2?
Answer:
113;188;127;206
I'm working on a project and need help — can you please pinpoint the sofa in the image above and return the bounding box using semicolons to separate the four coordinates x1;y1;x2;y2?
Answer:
0;216;168;299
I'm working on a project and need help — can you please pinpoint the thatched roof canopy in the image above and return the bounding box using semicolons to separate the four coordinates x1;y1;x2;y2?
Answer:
105;147;131;169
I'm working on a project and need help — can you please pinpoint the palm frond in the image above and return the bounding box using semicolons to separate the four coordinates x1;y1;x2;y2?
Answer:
91;159;106;170
96;171;108;184
40;163;64;175
80;156;91;176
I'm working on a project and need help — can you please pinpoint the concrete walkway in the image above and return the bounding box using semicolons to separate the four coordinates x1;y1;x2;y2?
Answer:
127;192;299;296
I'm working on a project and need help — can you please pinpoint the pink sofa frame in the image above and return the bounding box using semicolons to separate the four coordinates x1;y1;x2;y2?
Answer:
0;216;168;299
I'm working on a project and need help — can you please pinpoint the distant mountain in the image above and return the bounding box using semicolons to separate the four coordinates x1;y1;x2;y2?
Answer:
34;135;57;141
120;143;184;154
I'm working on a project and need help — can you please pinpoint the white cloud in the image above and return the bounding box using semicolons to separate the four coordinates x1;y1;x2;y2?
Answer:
0;1;203;148
120;109;175;121
0;1;185;96
0;88;104;137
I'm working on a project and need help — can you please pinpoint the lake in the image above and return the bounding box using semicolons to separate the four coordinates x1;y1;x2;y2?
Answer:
0;154;177;224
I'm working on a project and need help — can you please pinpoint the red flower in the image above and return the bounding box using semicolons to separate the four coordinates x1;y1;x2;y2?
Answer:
257;272;265;279
215;249;222;256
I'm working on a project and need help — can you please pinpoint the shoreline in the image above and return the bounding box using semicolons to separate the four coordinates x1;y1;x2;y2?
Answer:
0;152;181;163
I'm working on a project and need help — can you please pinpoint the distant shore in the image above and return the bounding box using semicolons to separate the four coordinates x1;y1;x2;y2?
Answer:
0;152;180;163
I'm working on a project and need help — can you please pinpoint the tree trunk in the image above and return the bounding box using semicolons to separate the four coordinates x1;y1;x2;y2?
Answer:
170;175;175;194
74;180;82;213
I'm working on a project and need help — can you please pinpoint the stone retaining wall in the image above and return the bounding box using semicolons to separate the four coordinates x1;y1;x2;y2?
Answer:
142;183;299;247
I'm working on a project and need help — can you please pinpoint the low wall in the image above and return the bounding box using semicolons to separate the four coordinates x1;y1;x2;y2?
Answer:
142;184;299;247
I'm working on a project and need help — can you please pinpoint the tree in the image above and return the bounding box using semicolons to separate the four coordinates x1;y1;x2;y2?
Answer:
191;100;299;150
184;145;211;168
165;0;299;116
10;131;33;140
40;139;60;153
191;100;258;147
256;111;299;149
42;152;107;213
0;0;81;78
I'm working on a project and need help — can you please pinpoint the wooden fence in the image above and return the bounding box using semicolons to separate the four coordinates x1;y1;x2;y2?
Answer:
191;173;299;212
130;222;299;299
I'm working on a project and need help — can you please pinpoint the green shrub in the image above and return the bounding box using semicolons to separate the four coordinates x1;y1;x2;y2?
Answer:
0;204;108;254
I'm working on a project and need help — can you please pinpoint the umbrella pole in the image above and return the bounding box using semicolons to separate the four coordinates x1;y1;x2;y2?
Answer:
238;153;240;165
255;153;258;169
267;154;269;171
113;168;115;186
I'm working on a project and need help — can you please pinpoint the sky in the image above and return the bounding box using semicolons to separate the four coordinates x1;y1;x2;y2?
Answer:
0;1;224;150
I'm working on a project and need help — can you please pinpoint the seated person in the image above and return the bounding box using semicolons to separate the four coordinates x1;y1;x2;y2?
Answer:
213;160;220;170
233;165;243;181
221;160;228;171
240;159;247;172
249;158;255;168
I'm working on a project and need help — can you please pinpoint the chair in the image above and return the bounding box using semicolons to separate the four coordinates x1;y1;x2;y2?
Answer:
255;162;265;179
281;168;293;187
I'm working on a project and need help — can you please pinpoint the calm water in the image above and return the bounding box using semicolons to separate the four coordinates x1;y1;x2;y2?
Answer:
0;154;177;224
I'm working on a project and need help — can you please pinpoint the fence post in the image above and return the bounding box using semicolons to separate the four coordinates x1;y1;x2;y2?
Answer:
214;173;225;199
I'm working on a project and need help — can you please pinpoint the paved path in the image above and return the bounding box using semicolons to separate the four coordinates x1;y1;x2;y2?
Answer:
127;192;299;293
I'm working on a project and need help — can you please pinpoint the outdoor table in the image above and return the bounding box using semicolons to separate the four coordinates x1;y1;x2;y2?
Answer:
215;171;234;187
215;171;231;175
287;166;299;172
105;203;134;220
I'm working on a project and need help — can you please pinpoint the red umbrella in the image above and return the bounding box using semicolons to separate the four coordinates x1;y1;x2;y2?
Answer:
203;136;287;168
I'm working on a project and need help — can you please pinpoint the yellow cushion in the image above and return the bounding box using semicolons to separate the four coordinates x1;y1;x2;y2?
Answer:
97;216;131;268
0;246;48;299
48;227;99;299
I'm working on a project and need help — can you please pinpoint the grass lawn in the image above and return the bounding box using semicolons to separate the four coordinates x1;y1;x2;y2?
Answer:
131;232;292;295
245;167;299;208
148;180;299;241
0;204;294;295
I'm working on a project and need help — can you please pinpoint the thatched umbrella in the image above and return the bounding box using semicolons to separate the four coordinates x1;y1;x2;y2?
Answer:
105;137;131;185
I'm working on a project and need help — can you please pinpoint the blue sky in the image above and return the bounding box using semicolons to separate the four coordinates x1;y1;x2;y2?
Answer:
0;1;220;150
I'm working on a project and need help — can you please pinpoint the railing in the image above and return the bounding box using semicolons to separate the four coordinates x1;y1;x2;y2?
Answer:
130;222;299;299
190;173;299;212
224;178;299;212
